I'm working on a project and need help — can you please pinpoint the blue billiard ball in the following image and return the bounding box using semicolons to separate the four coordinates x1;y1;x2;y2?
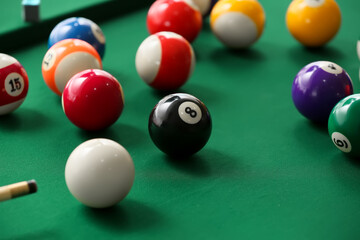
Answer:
48;17;106;59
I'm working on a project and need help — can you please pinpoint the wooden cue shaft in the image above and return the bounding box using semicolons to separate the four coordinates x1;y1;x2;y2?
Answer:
0;180;37;202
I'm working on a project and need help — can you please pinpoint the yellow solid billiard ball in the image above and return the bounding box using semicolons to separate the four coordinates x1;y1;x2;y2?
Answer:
210;0;265;48
286;0;341;47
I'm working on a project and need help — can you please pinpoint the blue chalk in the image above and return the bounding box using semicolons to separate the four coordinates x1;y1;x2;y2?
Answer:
22;0;40;6
22;0;40;22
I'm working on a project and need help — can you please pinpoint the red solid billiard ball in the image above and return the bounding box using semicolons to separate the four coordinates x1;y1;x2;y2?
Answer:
135;31;195;91
62;69;124;131
0;53;29;115
147;0;202;43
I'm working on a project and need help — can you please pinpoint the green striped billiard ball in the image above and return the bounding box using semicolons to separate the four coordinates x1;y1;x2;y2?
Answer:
328;94;360;158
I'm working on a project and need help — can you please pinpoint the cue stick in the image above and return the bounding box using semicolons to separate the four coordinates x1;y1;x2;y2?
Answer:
0;180;37;202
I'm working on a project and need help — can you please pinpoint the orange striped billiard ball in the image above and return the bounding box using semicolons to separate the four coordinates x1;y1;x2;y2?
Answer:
42;39;102;96
286;0;341;47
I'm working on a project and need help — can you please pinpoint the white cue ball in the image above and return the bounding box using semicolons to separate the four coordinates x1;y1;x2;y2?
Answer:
65;138;135;208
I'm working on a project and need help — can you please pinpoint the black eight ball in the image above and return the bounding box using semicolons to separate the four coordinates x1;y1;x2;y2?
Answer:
149;93;212;157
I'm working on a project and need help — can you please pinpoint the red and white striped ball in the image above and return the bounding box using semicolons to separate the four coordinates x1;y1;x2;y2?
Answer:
0;53;29;115
135;32;195;91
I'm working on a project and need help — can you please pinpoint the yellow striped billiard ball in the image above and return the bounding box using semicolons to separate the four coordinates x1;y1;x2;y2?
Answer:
210;0;265;49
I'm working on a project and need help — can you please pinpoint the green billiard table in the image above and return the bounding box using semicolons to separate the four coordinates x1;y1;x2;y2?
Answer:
1;0;360;239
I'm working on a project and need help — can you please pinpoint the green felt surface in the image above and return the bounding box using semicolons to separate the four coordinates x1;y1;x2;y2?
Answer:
0;0;109;33
1;0;360;239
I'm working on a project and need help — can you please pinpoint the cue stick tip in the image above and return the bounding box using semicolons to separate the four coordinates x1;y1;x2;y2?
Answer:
27;179;37;194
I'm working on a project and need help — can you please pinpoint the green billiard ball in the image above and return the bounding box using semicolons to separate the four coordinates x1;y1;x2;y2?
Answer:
328;94;360;158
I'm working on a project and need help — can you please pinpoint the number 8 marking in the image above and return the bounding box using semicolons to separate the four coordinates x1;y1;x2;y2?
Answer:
178;101;202;124
185;106;197;118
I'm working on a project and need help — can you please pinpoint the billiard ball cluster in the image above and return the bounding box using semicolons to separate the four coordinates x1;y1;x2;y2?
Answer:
4;0;356;210
136;1;214;158
290;60;360;158
137;0;265;90
138;0;344;91
285;1;358;159
43;17;107;98
42;17;132;208
41;17;125;132
42;12;213;208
